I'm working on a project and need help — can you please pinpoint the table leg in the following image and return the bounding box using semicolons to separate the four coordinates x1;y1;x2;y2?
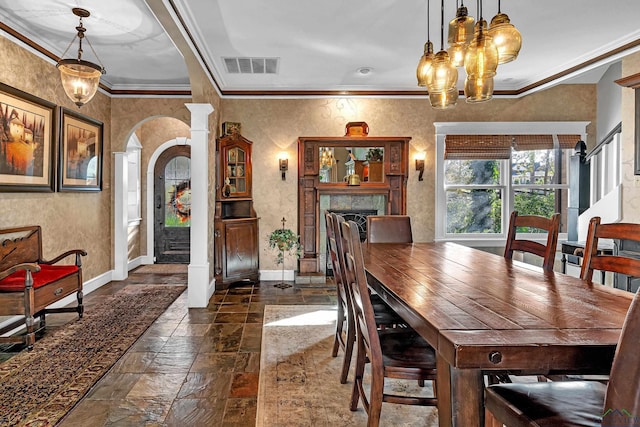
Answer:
436;353;484;427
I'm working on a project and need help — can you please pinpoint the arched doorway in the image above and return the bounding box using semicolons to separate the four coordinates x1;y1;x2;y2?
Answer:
154;145;191;263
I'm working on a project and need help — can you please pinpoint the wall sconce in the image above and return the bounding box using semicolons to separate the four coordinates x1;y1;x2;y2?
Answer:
57;8;105;107
279;153;289;180
415;154;425;181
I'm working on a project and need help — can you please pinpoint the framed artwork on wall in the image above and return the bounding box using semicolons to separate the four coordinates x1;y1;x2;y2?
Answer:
58;108;103;192
0;82;56;192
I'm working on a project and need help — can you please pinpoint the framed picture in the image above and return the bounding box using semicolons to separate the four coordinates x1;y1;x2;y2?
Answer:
0;82;56;192
58;108;103;191
222;121;241;136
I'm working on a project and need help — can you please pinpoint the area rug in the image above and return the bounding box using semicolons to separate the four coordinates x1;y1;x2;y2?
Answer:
257;305;438;426
0;284;185;427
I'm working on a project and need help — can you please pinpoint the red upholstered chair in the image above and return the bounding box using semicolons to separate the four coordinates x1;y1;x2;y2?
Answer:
581;216;640;287
327;212;406;384
484;287;640;427
504;211;561;271
366;215;413;244
342;220;437;426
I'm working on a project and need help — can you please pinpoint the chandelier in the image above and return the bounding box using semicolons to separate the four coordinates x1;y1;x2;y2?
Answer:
57;8;105;108
416;0;521;107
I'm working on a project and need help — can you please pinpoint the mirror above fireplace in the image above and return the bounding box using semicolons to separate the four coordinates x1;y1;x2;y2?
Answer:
319;146;385;183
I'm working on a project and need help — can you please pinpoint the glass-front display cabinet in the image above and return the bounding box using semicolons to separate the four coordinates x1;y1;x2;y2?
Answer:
214;132;259;289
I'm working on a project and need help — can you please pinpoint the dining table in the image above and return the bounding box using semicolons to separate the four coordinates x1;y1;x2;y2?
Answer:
361;241;634;427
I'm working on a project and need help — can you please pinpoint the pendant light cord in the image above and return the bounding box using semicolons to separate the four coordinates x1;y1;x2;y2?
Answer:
497;0;501;13
427;0;430;41
440;0;445;50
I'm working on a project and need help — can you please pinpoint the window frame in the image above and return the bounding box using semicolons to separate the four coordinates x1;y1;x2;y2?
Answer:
435;121;589;246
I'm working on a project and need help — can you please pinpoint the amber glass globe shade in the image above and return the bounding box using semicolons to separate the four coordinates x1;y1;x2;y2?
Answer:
489;13;522;64
426;50;458;94
416;41;435;87
448;43;467;68
464;74;494;103
429;86;459;109
448;6;475;45
464;19;499;78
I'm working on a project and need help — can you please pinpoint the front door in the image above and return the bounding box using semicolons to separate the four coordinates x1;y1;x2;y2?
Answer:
154;145;191;263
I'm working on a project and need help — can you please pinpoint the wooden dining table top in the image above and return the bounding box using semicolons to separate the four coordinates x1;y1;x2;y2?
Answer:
361;241;634;426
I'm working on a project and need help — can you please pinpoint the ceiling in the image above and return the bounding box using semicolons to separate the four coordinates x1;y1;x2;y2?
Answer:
1;0;640;98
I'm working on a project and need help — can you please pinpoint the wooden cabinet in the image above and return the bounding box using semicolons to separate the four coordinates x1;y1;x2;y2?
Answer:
214;133;259;289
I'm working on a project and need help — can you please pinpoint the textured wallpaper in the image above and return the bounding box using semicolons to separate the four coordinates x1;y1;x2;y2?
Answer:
220;88;598;270
0;36;112;280
3;29;640;282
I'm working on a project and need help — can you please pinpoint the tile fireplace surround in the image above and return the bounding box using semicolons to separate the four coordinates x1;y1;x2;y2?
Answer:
319;194;386;274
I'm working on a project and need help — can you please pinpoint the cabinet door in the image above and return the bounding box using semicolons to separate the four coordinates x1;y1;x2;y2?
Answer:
224;220;258;277
221;139;252;199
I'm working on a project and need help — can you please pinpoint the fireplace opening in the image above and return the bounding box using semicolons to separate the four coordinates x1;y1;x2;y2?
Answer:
325;209;377;276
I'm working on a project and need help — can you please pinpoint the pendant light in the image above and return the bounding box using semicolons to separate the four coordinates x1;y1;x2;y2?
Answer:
447;0;475;67
464;0;498;103
488;0;521;64
416;0;435;87
57;8;105;108
426;0;458;109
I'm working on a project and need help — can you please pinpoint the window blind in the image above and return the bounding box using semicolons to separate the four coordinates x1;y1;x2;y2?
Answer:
445;134;582;160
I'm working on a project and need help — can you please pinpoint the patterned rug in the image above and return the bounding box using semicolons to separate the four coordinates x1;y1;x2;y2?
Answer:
257;305;438;426
0;284;185;427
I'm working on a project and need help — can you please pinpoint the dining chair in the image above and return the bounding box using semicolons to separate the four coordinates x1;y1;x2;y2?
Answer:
504;210;561;271
581;216;640;287
366;215;413;243
485;287;640;427
327;212;406;384
341;219;437;426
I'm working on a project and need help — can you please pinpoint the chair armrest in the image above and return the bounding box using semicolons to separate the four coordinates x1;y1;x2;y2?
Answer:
0;263;41;281
41;249;88;266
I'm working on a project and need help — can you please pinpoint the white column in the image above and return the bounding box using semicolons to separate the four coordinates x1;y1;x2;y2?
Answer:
113;152;128;280
186;103;214;308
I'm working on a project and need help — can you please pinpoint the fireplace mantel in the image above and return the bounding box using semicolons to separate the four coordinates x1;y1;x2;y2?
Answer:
297;135;410;273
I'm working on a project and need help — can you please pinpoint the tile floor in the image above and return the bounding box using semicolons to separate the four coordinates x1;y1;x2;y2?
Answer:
0;266;337;426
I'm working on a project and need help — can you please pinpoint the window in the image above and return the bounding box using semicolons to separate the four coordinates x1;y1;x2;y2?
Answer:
435;122;589;244
126;134;142;224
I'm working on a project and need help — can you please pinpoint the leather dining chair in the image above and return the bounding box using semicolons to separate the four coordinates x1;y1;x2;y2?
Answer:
366;215;413;243
484;287;640;427
581;216;640;286
326;212;406;384
504;211;561;271
342;219;437;427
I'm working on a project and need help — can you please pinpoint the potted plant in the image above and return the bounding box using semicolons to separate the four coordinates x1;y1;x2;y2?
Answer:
268;217;302;287
365;147;383;162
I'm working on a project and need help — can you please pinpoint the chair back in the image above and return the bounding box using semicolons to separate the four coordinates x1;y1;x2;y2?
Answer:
341;220;382;369
366;215;413;243
604;289;640;424
504;211;560;271
580;216;640;283
326;212;349;307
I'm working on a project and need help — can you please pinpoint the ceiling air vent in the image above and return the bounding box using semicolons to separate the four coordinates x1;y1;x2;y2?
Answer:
224;57;279;74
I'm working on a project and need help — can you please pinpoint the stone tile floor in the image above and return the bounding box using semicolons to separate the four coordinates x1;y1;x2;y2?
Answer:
0;265;337;426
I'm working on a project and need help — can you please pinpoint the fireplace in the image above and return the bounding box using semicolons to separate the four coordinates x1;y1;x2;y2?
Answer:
324;208;378;275
297;135;410;274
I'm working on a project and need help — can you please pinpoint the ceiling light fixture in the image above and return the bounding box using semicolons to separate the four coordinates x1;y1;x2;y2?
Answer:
488;0;522;64
447;0;475;67
463;0;498;103
425;0;458;109
416;0;434;87
57;8;105;108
